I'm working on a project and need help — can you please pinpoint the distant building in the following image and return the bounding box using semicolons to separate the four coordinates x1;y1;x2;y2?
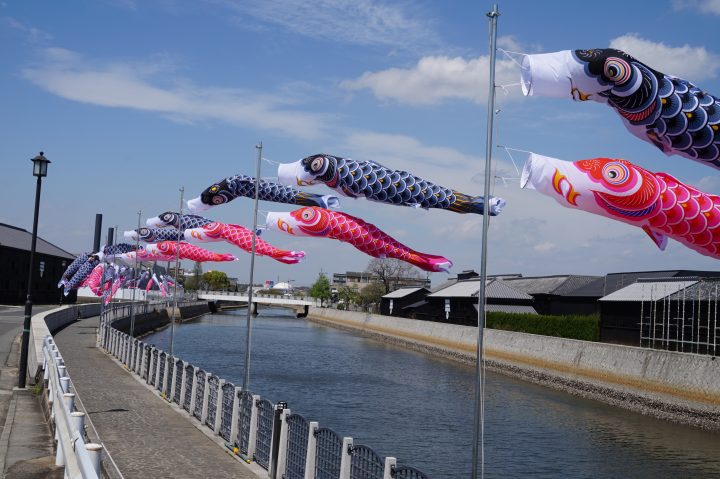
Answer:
380;287;430;317
599;272;720;348
332;271;430;291
414;279;536;325
502;275;603;316
0;223;76;305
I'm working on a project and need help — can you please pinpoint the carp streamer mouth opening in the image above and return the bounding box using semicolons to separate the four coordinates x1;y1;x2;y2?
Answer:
520;154;534;189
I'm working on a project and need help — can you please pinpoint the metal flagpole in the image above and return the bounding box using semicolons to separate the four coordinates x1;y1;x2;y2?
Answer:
473;5;499;479
170;187;184;357
129;210;141;338
242;142;262;392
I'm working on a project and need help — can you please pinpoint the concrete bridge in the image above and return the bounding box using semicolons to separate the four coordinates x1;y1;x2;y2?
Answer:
197;290;321;316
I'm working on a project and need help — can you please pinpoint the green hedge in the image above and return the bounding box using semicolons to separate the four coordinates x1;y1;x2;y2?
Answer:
485;312;599;342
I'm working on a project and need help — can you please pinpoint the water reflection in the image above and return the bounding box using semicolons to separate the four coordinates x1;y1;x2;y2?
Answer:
145;309;720;478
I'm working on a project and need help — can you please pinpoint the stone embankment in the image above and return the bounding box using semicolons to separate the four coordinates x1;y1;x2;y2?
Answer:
307;308;720;430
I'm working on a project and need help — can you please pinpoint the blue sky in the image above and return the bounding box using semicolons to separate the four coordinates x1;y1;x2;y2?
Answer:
2;0;720;287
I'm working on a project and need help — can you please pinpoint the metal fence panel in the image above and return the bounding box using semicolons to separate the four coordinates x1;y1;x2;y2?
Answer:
173;359;183;404
219;382;235;441
237;391;253;454
392;465;431;479
193;369;206;420
284;414;309;479
254;398;274;470
183;365;194;412
157;352;167;391
205;375;220;428
350;445;384;479
315;428;342;479
142;345;151;380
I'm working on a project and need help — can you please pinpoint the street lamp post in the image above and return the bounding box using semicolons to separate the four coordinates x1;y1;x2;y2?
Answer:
19;152;51;388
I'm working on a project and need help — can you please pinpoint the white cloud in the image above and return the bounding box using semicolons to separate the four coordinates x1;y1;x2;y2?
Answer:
212;0;440;49
341;55;520;105
673;0;720;14
22;48;330;139
3;16;53;42
609;34;720;80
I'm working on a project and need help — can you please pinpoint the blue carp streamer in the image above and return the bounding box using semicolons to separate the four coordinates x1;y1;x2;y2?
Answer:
278;154;505;215
187;175;339;212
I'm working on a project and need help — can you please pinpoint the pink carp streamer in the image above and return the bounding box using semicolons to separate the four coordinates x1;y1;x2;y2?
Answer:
185;221;304;264
266;207;452;272
82;263;105;295
146;241;237;262
522;152;720;259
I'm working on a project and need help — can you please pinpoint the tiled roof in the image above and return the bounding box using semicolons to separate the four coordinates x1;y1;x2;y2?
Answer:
428;279;532;300
0;223;75;260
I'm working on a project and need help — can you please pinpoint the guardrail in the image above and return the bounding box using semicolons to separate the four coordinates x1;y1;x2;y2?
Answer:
100;303;431;479
42;335;104;478
198;290;324;307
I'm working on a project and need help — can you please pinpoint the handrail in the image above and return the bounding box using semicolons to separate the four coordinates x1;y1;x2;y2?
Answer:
43;336;102;478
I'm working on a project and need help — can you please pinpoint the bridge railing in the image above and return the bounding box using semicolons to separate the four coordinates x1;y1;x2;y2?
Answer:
99;304;431;479
197;290;324;306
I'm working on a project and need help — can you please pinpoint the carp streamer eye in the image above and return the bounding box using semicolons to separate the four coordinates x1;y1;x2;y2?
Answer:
310;157;325;172
212;195;225;205
301;208;315;221
602;162;630;185
139;228;149;236
604;57;631;85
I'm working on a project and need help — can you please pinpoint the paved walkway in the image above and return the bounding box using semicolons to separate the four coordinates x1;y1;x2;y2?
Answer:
0;305;61;479
53;315;260;479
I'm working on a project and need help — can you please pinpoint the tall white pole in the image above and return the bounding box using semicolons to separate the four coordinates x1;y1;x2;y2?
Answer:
242;143;262;392
473;5;498;479
129;210;141;338
170;187;184;357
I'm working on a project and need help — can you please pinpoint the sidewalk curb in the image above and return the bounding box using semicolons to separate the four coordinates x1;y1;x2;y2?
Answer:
0;388;19;476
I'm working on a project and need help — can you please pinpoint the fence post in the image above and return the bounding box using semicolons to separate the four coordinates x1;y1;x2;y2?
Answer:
246;394;261;459
70;411;85;437
230;387;242;445
189;367;199;414
147;347;156;385
271;406;290;479
179;362;188;408
200;373;210;423
214;379;225;434
304;421;318;479
154;352;163;387
383;457;397;479
162;356;171;397
63;392;75;413
86;443;103;475
339;437;353;479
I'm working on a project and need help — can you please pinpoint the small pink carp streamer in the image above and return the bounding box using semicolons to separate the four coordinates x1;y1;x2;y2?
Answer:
145;241;237;262
185;221;304;264
266;207;452;272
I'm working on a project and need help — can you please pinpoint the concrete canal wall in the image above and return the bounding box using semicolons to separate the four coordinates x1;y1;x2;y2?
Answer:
307;308;720;430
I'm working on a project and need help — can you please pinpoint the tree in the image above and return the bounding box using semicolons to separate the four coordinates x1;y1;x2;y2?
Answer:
337;285;360;307
366;258;421;294
203;271;230;290
358;282;385;307
309;273;331;304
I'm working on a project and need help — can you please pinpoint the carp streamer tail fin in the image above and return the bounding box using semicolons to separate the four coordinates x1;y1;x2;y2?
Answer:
407;253;453;273
295;192;341;209
448;193;506;216
273;250;306;264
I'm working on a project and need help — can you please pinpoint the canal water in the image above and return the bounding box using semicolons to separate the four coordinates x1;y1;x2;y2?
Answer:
144;308;720;478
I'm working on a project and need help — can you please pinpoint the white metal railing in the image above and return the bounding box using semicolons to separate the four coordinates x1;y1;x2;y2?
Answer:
43;335;103;479
197;290;323;307
99;305;429;479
